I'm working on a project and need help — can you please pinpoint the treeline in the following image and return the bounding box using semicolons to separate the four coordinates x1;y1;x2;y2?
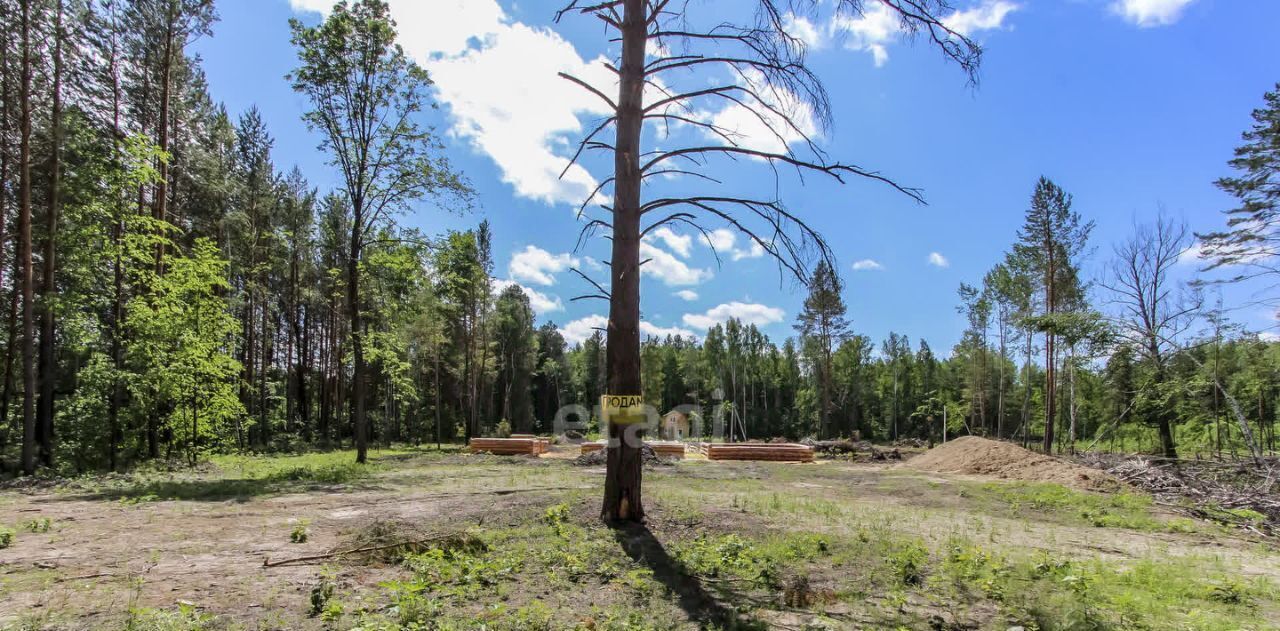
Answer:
0;0;496;474
0;0;1276;475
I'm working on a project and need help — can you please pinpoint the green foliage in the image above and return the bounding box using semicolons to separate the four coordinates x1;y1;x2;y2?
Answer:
309;576;335;617
22;517;52;533
290;521;310;544
887;540;928;586
123;603;216;631
494;419;512;438
672;534;780;587
0;527;13;549
543;502;571;537
1202;83;1280;274
125;239;245;464
968;481;1188;532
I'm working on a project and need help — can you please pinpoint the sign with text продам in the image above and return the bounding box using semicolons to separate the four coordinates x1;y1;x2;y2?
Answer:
601;394;646;425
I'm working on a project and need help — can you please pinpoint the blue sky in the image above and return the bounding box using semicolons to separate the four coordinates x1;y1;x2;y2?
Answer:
193;0;1280;353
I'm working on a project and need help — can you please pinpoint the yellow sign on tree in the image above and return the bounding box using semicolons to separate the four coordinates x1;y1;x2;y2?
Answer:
601;394;646;425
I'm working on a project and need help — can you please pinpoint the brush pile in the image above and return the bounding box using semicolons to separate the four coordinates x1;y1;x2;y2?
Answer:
1075;452;1280;537
571;444;673;467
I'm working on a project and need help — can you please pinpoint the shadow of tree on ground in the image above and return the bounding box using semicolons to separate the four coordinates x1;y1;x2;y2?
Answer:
611;521;768;630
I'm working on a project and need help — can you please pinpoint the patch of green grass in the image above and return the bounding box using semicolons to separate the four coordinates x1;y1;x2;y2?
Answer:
1224;507;1268;524
671;533;780;586
319;496;771;630
0;526;13;549
122;603;216;631
1003;551;1279;631
22;517;52;533
962;480;1197;532
85;450;384;501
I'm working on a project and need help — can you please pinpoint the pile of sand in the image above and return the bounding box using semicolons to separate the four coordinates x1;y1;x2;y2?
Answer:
902;436;1121;491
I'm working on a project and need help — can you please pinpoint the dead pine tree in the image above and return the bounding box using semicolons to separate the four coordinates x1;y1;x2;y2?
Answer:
554;0;981;522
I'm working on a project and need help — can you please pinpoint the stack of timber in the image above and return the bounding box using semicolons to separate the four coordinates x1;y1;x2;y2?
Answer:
468;437;548;455
509;434;550;453
580;441;686;459
699;442;814;462
648;441;687;459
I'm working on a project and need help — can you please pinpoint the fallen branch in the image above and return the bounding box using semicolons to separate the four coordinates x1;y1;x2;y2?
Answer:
263;532;460;567
56;571;118;582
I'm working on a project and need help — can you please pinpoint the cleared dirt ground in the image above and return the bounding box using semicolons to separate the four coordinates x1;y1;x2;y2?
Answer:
1;447;1277;630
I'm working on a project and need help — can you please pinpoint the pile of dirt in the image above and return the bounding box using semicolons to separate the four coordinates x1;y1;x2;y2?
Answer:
902;436;1121;491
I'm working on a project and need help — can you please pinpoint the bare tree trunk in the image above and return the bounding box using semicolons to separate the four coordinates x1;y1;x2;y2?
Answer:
1067;345;1077;454
0;17;12;465
348;209;367;463
299;305;311;440
434;339;441;448
36;0;65;468
1042;250;1056;453
153;8;175;276
259;287;269;444
319;303;331;444
601;0;646;523
1019;330;1029;446
997;319;1006;438
107;7;126;471
1;256;20;461
18;0;36;475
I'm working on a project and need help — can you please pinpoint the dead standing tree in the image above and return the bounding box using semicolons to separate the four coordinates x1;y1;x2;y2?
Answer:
1105;215;1199;460
555;0;981;522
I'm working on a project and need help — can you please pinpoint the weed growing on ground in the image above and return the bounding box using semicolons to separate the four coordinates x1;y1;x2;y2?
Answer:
290;519;310;543
22;517;51;533
0;526;13;548
122;603;215;631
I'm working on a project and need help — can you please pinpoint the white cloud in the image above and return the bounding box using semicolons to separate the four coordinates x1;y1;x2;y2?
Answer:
492;279;564;314
829;0;1018;66
645;227;693;258
288;0;333;14
674;289;699;301
428;22;614;206
731;240;766;261
289;0;613;207
683;302;785;330
509;245;578;286
560;314;608;345
1110;0;1196;27
1177;242;1207;266
927;252;950;268
784;13;824;49
698;228;767;262
699;68;818;154
944;1;1019;36
640;242;712;286
852;259;884;271
560;314;695;343
641;321;696;339
1179;229;1272;267
829;1;898;67
702;229;737;252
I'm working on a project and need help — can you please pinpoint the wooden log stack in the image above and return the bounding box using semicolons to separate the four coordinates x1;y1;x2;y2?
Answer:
468;437;548;455
648;441;687;459
699;443;814;462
